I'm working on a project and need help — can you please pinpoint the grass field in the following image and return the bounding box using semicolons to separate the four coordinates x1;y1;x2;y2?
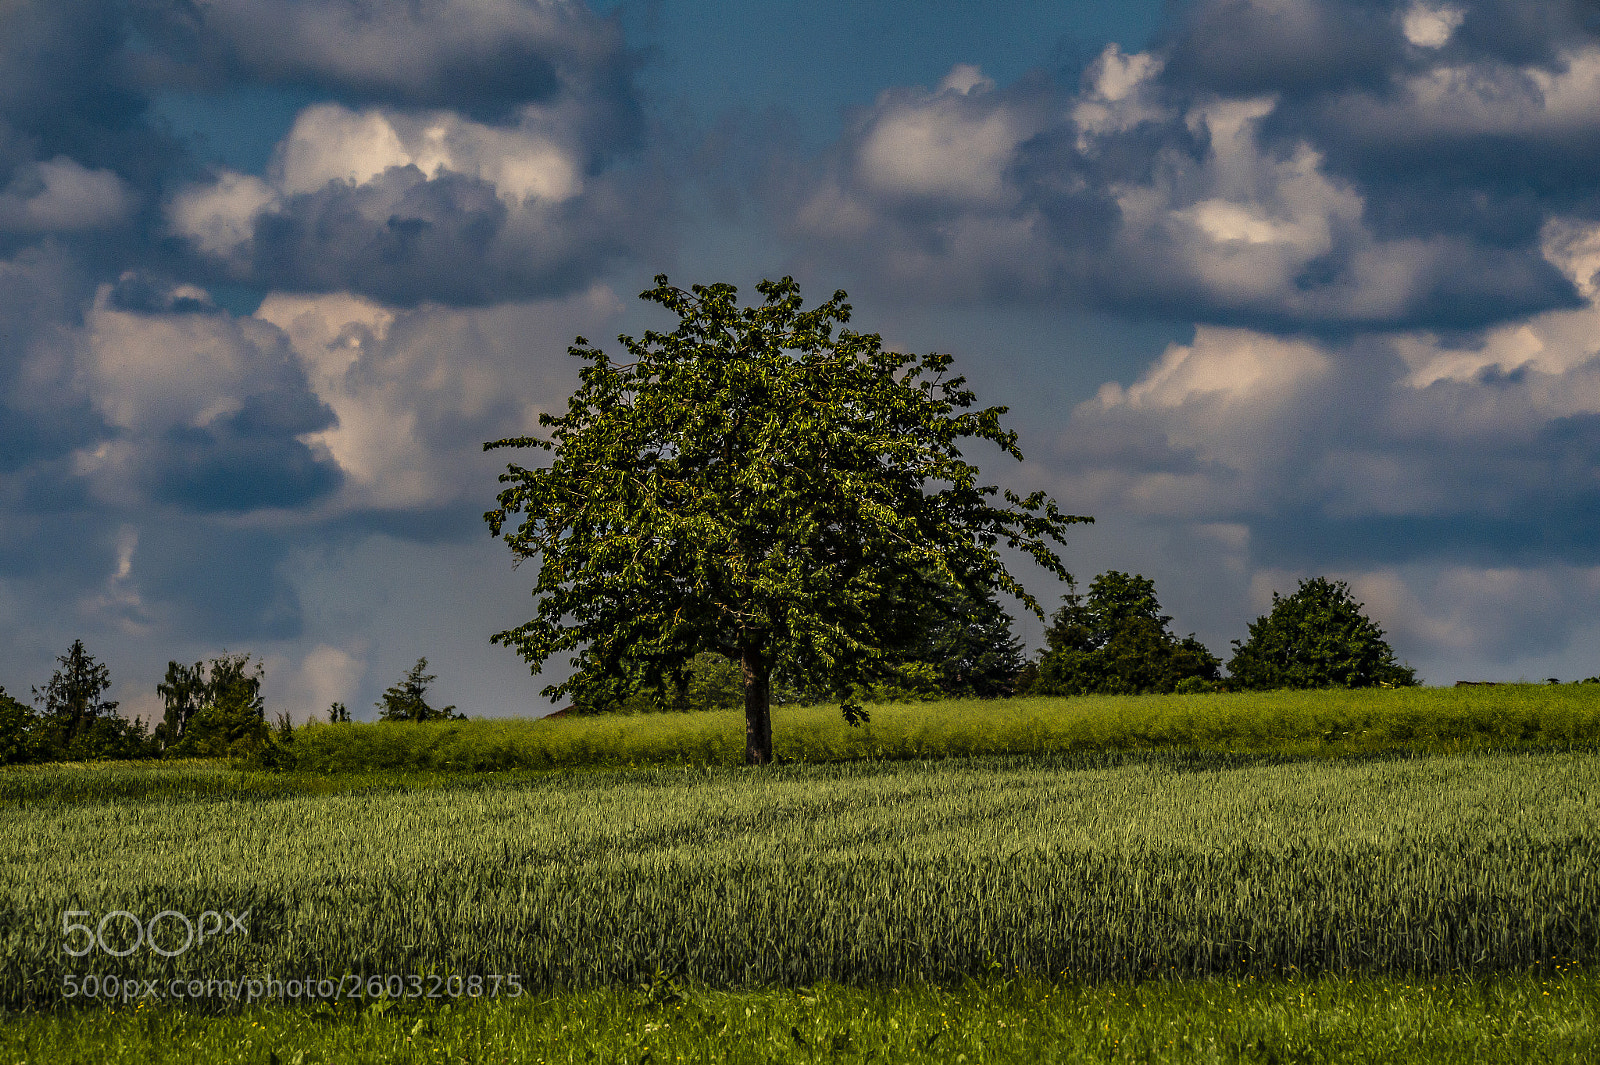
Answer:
271;683;1600;772
4;687;1598;1061
3;970;1596;1064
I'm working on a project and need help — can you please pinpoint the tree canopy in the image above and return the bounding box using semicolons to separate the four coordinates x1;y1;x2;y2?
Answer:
1026;571;1222;696
1227;577;1418;690
485;275;1087;763
568;570;1027;714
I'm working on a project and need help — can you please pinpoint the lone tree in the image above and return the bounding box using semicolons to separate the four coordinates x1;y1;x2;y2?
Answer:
1028;571;1222;696
485;276;1088;763
1227;577;1418;690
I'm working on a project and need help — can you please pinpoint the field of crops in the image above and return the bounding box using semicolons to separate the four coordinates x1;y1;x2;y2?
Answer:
4;744;1597;1013
5;687;1597;1060
269;682;1600;772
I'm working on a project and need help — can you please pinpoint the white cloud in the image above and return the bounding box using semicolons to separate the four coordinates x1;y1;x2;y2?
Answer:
267;643;367;722
80;525;153;636
1095;326;1329;411
0;157;131;233
170;101;586;263
789;44;1521;324
1071;44;1167;148
854;65;1039;206
167;172;280;259
276;103;583;204
82;286;293;433
1391;219;1600;399
1401;3;1465;49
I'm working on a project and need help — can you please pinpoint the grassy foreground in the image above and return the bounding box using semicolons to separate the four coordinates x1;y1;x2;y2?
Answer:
266;684;1600;772
3;969;1595;1064
4;748;1596;1009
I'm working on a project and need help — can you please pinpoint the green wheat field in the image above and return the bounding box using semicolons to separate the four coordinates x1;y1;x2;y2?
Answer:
3;685;1598;1063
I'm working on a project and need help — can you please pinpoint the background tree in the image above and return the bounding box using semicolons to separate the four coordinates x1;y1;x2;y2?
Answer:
376;658;460;722
32;639;151;760
154;659;207;752
169;653;271;756
486;275;1087;764
567;651;746;715
0;684;42;765
327;701;351;723
1226;577;1419;690
842;568;1026;701
1026;571;1222;696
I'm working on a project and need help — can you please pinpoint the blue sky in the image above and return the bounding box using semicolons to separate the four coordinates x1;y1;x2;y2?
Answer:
4;0;1600;722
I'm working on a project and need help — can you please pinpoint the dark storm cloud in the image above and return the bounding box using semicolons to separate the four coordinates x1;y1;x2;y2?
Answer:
0;248;107;500
131;0;641;134
146;397;342;513
125;522;308;641
1160;0;1404;97
0;0;149;160
0;512;305;642
238;165;654;306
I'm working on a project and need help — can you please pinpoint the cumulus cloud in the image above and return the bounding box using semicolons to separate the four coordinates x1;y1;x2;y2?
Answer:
1029;211;1600;676
254;282;622;513
168;100;663;305
782;1;1594;329
1402;3;1466;49
73;278;342;513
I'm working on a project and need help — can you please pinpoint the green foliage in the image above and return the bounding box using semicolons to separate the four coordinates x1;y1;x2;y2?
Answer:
0;685;43;766
485;275;1086;761
4;749;1598;1011
263;685;1600;774
327;701;351;723
1028;571;1222;696
167;654;270;757
30;640;151;761
376;657;460;722
573;576;1027;714
5;970;1596;1064
1228;577;1419;691
570;651;747;715
865;570;1026;700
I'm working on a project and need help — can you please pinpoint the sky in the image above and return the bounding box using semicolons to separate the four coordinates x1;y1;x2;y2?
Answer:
4;0;1600;724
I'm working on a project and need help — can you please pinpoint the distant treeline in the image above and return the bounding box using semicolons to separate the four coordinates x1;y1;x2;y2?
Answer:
566;573;1430;715
4;571;1595;765
0;649;456;766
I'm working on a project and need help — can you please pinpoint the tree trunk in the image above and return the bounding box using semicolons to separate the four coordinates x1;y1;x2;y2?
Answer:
741;645;773;765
